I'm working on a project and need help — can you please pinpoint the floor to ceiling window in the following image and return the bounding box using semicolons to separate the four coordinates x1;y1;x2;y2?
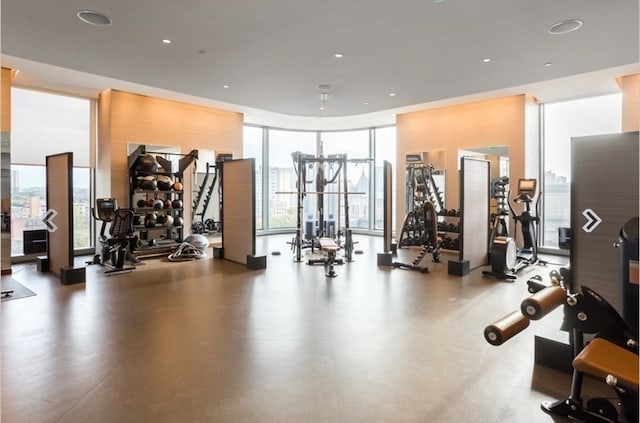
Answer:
243;124;396;233
541;93;622;248
374;126;397;230
267;129;317;229
10;87;93;256
320;130;370;230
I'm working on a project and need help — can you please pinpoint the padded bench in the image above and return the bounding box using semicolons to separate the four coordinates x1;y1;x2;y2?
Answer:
573;337;639;388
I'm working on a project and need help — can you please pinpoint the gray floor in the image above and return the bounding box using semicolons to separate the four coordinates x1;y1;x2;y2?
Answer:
1;234;608;423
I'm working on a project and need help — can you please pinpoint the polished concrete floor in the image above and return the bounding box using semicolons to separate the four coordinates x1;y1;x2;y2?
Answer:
1;234;612;423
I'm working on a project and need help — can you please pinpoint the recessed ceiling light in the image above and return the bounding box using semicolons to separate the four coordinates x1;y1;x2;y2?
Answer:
548;19;583;35
544;62;553;67
77;10;112;26
223;85;230;89
483;58;491;63
363;102;369;105
334;53;344;58
162;39;172;44
389;93;396;97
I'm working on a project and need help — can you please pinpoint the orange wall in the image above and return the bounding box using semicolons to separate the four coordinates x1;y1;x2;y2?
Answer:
396;94;538;235
97;89;244;223
1;68;11;132
619;74;639;132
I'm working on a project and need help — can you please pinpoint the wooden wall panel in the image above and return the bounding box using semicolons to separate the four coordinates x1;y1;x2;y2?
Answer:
1;68;12;132
619;74;640;132
396;95;535;235
98;90;243;220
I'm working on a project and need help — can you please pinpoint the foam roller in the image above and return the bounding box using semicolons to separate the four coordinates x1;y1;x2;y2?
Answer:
484;311;530;346
520;285;566;321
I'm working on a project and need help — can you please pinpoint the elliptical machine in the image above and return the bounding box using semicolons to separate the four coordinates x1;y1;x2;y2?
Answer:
88;198;141;275
483;178;545;280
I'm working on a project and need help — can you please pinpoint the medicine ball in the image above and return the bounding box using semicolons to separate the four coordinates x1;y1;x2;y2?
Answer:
146;198;156;208
173;181;183;191
173;216;184;227
163;199;172;209
134;154;159;174
157;175;174;191
144;213;157;228
136;198;147;208
163;215;174;227
185;234;209;253
132;215;143;226
153;199;164;209
156;214;168;225
136;175;157;190
171;199;183;209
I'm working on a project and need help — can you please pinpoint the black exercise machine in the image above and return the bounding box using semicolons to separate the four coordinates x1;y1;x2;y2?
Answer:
88;198;141;275
485;266;639;423
483;178;546;280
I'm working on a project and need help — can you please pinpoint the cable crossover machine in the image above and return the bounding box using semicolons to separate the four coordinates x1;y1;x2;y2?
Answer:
282;151;370;276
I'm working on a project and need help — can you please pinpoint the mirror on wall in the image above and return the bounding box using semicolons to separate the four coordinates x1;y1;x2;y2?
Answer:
1;132;11;273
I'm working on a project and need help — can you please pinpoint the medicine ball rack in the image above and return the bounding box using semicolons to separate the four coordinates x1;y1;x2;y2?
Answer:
128;145;198;257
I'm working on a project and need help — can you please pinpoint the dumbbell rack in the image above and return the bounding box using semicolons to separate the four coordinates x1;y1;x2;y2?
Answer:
437;209;460;251
127;145;197;257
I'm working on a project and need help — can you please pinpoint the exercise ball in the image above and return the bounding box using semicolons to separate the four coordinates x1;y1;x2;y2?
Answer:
134;154;159;174
136;199;147;208
156;214;168;225
163;215;174;227
171;199;183;209
157;175;174;190
136;176;157;190
146;198;156;208
144;213;157;228
173;181;183;191
132;215;143;226
163;199;172;209
173;216;184;227
153;199;164;210
185;234;209;253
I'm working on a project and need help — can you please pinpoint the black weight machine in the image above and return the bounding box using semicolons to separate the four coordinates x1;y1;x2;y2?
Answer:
287;151;367;276
395;158;444;272
191;153;233;234
483;178;545;280
485;263;638;423
88;198;142;275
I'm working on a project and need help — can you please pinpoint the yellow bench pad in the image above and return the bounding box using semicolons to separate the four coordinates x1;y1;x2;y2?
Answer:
573;338;639;387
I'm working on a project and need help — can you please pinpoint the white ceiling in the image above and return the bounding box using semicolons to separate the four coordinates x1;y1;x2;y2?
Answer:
2;0;639;129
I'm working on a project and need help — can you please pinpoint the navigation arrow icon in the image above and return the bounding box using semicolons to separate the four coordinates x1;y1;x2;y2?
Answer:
42;209;58;232
582;208;602;233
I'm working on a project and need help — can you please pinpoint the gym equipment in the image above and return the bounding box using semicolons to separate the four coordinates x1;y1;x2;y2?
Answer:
485;267;639;422
156;175;173;190
287;150;367;264
171;199;183;209
394;201;440;272
192;154;232;234
308;237;342;277
135;175;157;190
132;153;159;174
144;213;157;228
184;234;209;254
618;216;639;337
88;198;140;275
167;242;207;261
483;178;546;280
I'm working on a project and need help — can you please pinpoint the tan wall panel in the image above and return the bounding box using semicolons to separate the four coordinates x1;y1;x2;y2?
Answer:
1;68;12;132
99;90;243;211
396;95;534;234
620;74;640;132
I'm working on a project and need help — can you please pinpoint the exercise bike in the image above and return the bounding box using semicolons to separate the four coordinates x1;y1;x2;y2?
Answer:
88;198;141;275
483;178;545;280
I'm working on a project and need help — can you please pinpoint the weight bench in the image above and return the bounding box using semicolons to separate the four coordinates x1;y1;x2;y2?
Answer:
543;337;639;422
308;237;343;277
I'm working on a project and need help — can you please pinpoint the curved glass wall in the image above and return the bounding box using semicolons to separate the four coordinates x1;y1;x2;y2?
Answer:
244;125;396;233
